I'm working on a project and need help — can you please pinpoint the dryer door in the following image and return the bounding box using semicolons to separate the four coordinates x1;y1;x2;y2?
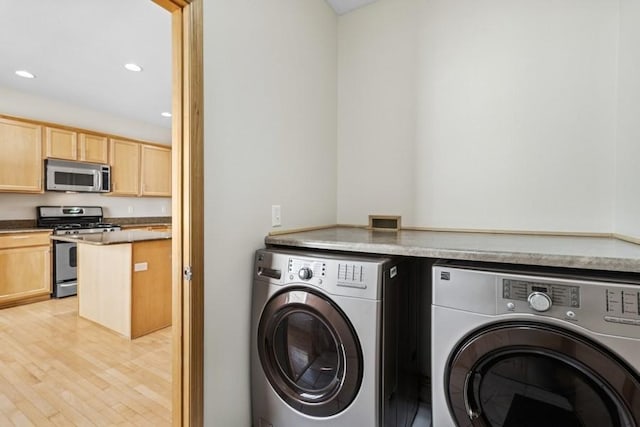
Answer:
257;288;363;417
446;322;640;427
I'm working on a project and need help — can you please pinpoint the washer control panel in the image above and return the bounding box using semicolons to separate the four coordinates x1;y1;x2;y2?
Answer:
503;279;580;308
288;258;326;282
603;288;640;325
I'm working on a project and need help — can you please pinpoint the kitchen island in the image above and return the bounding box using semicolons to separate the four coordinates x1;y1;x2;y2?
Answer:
51;230;172;339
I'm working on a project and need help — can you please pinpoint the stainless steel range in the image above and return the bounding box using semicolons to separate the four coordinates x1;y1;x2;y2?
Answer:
37;206;121;298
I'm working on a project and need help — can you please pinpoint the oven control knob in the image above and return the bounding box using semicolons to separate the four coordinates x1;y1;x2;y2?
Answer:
298;267;313;280
528;292;552;312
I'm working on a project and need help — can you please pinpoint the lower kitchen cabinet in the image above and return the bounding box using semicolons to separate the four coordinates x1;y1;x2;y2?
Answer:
131;239;172;337
0;232;51;308
77;238;171;339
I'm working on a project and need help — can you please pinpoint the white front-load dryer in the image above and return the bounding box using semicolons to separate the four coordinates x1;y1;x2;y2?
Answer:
432;261;640;427
251;248;418;427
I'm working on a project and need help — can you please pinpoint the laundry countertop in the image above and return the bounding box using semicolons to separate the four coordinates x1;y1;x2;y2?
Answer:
265;227;640;273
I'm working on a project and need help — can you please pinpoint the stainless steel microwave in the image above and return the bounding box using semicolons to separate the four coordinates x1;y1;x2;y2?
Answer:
45;159;111;193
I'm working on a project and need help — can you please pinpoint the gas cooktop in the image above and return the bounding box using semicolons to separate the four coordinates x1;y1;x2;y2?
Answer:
36;206;121;235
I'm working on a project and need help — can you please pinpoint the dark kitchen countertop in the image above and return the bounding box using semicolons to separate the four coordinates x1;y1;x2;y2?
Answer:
105;216;171;226
0;219;40;233
0;217;171;234
51;230;171;245
265;226;640;273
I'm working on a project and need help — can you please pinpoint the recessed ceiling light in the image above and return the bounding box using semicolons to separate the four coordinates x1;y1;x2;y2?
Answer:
161;112;172;118
124;63;143;72
15;70;35;79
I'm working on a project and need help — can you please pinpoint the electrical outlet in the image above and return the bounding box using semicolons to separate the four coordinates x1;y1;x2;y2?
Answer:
161;206;167;214
128;206;134;214
272;205;281;227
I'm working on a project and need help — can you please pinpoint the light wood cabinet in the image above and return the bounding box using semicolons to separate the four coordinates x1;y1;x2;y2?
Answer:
46;127;108;164
140;144;171;196
44;126;77;160
78;239;171;339
131;240;172;337
0;232;51;308
0;114;170;197
0;117;43;193
109;139;171;197
79;133;108;163
109;138;140;196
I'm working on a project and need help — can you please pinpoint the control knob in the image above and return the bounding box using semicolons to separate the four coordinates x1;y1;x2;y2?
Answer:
298;267;313;280
528;292;552;312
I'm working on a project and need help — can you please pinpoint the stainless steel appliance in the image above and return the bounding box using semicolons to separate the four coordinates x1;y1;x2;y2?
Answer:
45;159;111;193
432;260;640;427
251;248;419;426
37;206;120;298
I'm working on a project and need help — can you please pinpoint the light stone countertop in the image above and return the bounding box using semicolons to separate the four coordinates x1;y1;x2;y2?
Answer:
265;227;640;273
51;230;171;245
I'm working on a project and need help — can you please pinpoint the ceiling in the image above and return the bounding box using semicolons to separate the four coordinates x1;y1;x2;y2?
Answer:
0;1;376;131
0;0;172;129
327;0;379;15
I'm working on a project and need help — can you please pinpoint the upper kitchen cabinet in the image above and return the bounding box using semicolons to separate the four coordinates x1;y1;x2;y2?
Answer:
109;138;171;198
44;126;77;160
45;127;108;164
79;134;109;163
109;138;140;196
0;117;43;193
140;144;171;197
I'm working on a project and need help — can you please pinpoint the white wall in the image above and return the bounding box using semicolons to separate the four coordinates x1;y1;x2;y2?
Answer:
0;86;171;144
337;0;618;233
337;0;420;225
0;193;169;220
615;0;640;240
203;0;337;424
0;86;171;219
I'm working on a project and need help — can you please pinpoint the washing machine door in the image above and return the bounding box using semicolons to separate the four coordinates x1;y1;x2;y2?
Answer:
446;322;640;427
257;287;363;417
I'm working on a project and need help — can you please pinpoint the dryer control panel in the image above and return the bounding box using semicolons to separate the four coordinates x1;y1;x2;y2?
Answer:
502;279;580;308
434;262;640;340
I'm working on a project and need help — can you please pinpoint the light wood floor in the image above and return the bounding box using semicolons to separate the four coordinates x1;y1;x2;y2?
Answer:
0;297;171;426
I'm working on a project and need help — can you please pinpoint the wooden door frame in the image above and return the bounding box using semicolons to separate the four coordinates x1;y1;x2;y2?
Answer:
153;1;203;426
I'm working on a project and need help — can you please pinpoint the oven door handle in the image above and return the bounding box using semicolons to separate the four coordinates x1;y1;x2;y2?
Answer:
59;283;76;288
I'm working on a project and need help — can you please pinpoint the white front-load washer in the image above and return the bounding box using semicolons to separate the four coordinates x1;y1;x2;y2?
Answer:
251;248;418;427
432;260;640;427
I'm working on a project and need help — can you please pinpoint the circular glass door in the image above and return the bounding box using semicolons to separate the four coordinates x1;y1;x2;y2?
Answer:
446;322;640;427
257;288;363;417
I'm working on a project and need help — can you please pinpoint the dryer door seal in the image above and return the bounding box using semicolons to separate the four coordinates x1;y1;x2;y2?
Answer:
257;288;363;417
445;321;640;427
